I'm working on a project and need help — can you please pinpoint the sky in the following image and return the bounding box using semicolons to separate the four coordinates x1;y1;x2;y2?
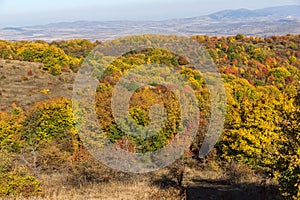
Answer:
0;0;299;28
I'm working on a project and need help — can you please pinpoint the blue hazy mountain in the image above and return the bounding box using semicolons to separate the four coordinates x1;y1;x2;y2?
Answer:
208;5;300;20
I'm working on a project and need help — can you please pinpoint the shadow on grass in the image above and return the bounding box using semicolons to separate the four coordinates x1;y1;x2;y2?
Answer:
152;176;280;200
186;179;280;200
152;174;179;189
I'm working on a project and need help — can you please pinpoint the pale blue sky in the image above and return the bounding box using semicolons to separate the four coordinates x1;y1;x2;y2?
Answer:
0;0;299;27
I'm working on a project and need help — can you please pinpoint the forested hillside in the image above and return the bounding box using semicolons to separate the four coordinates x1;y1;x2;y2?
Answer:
0;35;299;199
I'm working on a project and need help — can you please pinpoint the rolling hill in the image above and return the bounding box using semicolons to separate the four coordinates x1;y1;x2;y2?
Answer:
0;5;299;41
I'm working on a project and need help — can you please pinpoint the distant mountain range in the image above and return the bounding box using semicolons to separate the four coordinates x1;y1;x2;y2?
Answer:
208;5;300;20
1;5;299;41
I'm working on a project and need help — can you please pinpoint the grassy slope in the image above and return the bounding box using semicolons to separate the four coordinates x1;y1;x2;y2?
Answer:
0;59;74;111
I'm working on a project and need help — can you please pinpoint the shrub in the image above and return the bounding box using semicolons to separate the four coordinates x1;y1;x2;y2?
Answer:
20;98;79;175
0;150;42;197
21;97;78;149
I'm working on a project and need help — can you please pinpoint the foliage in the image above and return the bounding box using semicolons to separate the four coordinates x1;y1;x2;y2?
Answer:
221;79;284;170
275;88;300;199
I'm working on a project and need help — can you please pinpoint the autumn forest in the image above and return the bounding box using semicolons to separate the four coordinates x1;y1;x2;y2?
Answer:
0;34;299;199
